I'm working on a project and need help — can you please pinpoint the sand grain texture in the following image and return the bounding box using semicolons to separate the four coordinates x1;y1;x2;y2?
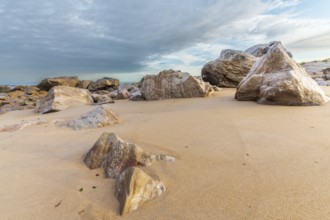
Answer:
0;89;330;219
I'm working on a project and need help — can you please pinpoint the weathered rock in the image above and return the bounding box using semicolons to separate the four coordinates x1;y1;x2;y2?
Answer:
0;86;11;93
67;105;119;130
36;86;93;114
129;91;144;101
91;94;115;105
37;76;79;91
84;132;154;178
245;41;293;58
88;77;119;91
24;86;40;95
201;50;257;87
323;68;330;80
8;90;25;99
78;80;92;89
236;42;329;105
115;167;166;215
117;88;131;100
141;70;213;100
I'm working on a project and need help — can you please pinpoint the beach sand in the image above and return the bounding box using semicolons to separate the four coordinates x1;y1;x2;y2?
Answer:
0;88;330;219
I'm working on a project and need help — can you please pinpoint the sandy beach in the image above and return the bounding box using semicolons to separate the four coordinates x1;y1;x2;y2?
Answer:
0;88;330;220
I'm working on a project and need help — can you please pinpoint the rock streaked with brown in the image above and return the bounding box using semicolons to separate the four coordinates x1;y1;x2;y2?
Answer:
78;80;92;89
37;76;79;91
141;69;213;100
236;42;329;106
115;167;166;215
67;105;119;130
36;86;93;114
88;77;119;91
201;50;257;88
84;132;154;178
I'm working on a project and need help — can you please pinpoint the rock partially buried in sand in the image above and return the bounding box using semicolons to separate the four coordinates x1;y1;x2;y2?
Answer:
37;76;80;91
202;50;257;88
36;86;93;114
236;42;329;105
84;132;154;178
67;105;119;130
140;69;213;100
115;167;166;215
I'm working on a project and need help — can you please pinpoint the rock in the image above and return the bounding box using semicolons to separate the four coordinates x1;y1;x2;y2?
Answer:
323;68;330;80
91;94;115;105
37;76;79;91
8;90;25;99
67;105;119;130
117;88;131;100
201;50;257;87
0;86;11;93
245;41;293;58
36;86;93;114
129;91;144;101
84;132;154;178
235;42;329;105
115;167;166;215
78;80;92;89
141;70;213;100
24;86;40;95
88;77;119;91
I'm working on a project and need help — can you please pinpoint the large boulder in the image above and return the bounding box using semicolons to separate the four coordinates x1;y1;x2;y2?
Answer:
235;42;329;106
36;86;93;114
88;77;119;91
37;76;79;91
201;50;257;88
91;93;114;105
141;69;213;100
67;105;119;130
84;132;154;178
245;41;293;58
115;167;166;215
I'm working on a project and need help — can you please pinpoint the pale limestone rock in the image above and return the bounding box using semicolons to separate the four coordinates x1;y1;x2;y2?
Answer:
67;105;119;130
202;50;257;87
36;86;93;114
115;167;166;215
141;69;213;100
37;76;79;91
236;42;329;106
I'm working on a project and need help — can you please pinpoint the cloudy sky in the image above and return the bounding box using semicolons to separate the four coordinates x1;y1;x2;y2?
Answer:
1;0;330;84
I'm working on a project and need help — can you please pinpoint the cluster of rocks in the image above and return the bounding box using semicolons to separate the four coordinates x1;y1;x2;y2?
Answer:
301;59;330;86
201;41;293;88
201;41;329;106
84;132;175;215
0;86;48;112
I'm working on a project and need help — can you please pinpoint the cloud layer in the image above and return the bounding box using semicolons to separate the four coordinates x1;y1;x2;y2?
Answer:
0;0;329;84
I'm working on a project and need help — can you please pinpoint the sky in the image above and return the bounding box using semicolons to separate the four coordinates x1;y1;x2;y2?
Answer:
0;0;330;85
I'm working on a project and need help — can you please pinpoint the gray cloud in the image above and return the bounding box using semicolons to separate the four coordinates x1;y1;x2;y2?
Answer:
0;0;269;84
0;0;329;84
